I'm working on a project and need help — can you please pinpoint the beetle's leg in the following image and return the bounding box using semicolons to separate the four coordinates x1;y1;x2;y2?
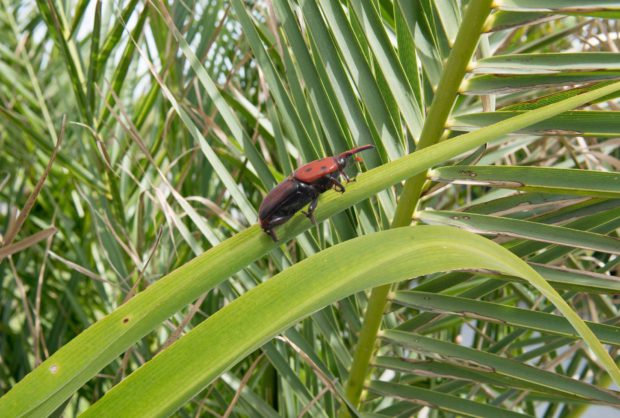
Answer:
261;224;279;241
299;184;320;224
330;176;346;193
341;170;354;184
262;215;294;242
302;196;319;225
265;228;278;242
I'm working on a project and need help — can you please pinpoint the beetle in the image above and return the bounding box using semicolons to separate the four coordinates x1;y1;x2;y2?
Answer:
259;144;374;241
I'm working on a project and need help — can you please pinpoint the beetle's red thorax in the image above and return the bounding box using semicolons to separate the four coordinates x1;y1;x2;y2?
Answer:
293;157;340;183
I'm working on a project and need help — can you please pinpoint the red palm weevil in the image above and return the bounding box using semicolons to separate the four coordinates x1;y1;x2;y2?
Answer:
258;145;374;241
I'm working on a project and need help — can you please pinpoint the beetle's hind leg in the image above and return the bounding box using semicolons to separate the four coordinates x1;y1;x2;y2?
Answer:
266;228;278;242
262;215;293;242
261;224;279;242
302;196;319;225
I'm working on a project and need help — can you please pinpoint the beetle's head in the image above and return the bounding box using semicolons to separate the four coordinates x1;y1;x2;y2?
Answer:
336;144;375;169
335;155;347;168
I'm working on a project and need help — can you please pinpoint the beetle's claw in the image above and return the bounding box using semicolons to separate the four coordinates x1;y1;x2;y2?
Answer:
265;228;278;242
342;172;354;184
302;210;317;225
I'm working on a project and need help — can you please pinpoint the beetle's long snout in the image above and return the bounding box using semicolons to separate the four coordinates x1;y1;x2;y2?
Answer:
338;144;375;160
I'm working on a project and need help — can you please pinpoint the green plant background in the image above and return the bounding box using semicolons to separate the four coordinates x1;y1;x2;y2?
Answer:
1;1;620;417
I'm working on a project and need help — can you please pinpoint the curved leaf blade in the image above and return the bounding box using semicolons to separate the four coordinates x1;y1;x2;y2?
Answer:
495;0;620;16
368;380;532;417
474;53;620;74
373;357;608;404
417;210;620;255
464;73;620;94
393;291;620;346
451;111;620;137
81;226;620;417
430;165;620;198
381;330;620;405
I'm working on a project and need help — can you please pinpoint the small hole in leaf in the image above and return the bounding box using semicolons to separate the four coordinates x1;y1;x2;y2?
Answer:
49;365;58;374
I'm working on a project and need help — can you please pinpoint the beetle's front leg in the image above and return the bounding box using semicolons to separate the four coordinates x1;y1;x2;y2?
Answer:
341;170;355;184
330;176;346;193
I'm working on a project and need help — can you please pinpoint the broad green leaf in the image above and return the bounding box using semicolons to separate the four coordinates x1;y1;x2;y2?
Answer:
95;0;140;76
394;1;424;112
132;35;257;224
35;0;90;121
348;0;424;139
430;165;620;197
510;19;590;54
316;0;404;151
521;263;620;293
1;3;100;189
368;381;532;417
159;5;275;189
273;0;349;154
464;193;580;217
97;4;149;128
86;0;102;114
452;110;620;136
475;53;620;74
373;357;611;404
381;330;620;405
433;0;461;43
220;373;281;417
485;11;556;32
298;1;381;156
67;0;90;38
500;81;620;110
230;0;316;160
393;291;620;345
495;0;620;18
396;0;443;87
281;38;325;152
262;344;329;418
464;73;620;94
80;226;618;416
506;205;620;261
416;210;620;255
